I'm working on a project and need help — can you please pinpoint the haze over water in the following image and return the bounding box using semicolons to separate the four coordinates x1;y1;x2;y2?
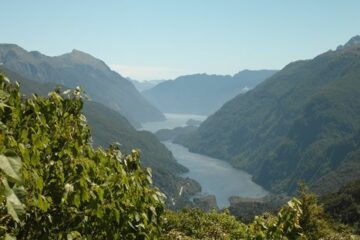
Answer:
140;113;207;132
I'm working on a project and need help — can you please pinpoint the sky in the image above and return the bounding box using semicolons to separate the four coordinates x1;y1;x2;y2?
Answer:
1;0;359;81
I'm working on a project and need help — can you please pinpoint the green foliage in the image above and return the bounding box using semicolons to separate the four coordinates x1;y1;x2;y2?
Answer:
322;178;360;234
179;40;360;194
161;208;246;240
245;185;357;239
245;198;304;239
0;65;189;208
0;74;164;239
161;196;355;240
0;153;25;232
296;184;333;239
161;201;308;239
0;72;357;239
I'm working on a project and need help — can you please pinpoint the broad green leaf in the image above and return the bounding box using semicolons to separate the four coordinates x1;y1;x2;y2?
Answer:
4;233;16;240
0;154;22;183
67;231;81;240
1;178;24;222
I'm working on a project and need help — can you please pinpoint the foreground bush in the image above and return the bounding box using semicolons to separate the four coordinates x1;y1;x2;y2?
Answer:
161;195;355;240
160;186;359;239
0;74;164;239
161;208;246;239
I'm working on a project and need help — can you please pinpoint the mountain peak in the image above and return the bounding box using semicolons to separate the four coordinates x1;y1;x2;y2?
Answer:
30;51;43;59
0;44;28;55
345;35;360;46
60;49;109;71
67;49;96;60
337;35;360;50
0;43;21;49
70;49;90;56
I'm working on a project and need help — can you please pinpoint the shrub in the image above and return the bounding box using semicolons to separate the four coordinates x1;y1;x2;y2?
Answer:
0;74;164;239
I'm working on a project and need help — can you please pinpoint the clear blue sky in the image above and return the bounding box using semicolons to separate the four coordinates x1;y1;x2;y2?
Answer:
1;0;359;80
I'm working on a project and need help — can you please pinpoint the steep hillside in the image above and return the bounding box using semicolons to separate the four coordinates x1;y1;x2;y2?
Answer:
178;36;360;194
0;65;194;206
0;44;165;124
143;70;277;115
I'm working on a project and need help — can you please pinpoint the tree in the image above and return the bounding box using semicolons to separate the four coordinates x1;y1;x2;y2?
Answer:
0;74;164;239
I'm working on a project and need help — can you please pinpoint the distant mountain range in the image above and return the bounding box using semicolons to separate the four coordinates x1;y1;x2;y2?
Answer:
143;70;277;115
0;64;197;208
177;36;360;195
0;44;165;125
130;78;166;92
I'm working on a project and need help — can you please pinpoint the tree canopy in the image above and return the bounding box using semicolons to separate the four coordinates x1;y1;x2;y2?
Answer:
0;74;164;239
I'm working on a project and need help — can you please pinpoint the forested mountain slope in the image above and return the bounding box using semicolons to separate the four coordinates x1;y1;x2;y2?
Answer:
0;65;191;206
0;44;165;125
143;70;276;115
0;71;352;240
178;36;360;194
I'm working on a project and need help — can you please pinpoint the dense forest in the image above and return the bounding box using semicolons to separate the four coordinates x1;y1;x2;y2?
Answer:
1;73;358;239
177;36;360;195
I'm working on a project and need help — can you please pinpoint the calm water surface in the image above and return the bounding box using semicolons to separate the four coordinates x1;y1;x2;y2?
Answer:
164;142;267;208
140;113;207;132
141;113;267;208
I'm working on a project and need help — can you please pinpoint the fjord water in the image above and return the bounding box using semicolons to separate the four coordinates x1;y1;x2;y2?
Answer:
141;114;268;208
141;113;207;132
164;141;268;208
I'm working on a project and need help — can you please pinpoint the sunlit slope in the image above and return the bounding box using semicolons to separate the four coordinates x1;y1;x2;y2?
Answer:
179;36;360;194
0;44;165;124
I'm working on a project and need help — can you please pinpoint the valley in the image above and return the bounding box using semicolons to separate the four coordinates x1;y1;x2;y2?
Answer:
164;141;268;208
1;2;360;236
177;36;360;196
141;114;268;208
